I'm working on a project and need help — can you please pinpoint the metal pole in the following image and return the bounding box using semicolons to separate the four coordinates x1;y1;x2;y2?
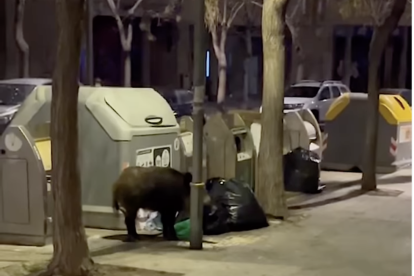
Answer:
86;0;94;85
190;0;206;250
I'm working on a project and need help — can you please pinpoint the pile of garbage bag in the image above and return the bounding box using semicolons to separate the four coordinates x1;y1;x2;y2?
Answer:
204;177;269;235
139;147;323;238
173;177;269;238
283;147;325;194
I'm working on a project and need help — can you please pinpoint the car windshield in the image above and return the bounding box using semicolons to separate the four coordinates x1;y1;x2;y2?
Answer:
0;84;36;105
285;86;319;98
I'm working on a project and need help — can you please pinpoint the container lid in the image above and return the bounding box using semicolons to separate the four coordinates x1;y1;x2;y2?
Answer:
104;89;177;128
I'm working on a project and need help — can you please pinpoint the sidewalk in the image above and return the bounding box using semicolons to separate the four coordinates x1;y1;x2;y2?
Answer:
0;169;411;276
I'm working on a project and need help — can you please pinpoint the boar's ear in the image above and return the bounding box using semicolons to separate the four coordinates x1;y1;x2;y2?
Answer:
183;172;193;185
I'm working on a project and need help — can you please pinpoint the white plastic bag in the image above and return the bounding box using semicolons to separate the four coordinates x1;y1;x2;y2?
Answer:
136;209;162;231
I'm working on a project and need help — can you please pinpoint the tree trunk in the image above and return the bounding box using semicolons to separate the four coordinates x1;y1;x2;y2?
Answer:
398;27;408;88
217;55;227;104
212;28;228;105
342;27;353;87
256;0;288;218
121;24;133;87
14;0;29;78
361;0;407;191
41;0;94;275
123;50;132;87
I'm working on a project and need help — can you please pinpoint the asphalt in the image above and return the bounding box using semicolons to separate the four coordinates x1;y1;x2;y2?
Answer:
0;169;411;276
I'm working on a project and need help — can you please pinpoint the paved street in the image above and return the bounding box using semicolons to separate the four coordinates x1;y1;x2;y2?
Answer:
0;169;410;276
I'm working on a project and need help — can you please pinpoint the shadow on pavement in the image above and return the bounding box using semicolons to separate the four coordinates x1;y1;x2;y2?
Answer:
91;234;163;257
288;173;410;210
289;189;366;210
93;234;219;257
377;175;412;185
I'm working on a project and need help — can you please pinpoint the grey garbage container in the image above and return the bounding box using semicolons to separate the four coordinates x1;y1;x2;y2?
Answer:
0;85;181;246
178;116;208;181
322;93;412;173
78;86;181;229
204;113;255;188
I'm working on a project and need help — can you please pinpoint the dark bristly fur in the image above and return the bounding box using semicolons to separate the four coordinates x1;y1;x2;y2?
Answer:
112;166;195;242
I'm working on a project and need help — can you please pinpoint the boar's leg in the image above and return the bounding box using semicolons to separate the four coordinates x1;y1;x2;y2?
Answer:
124;207;140;242
160;210;178;241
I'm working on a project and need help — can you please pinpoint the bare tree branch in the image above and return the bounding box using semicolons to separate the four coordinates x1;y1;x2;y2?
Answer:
106;0;127;48
222;0;228;24
285;0;301;45
227;2;245;27
127;0;143;15
251;1;262;8
15;0;29;77
211;30;221;57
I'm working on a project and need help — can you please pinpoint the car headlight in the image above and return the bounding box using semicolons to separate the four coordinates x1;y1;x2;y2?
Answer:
293;103;305;108
0;113;15;124
284;103;305;109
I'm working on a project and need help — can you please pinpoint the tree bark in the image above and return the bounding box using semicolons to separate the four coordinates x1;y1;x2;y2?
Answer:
256;0;288;218
361;0;407;191
121;23;133;87
398;27;408;88
40;0;94;275
123;50;132;87
14;0;29;78
212;27;228;105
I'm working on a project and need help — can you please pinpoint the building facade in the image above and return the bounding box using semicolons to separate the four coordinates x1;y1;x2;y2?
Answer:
0;0;411;100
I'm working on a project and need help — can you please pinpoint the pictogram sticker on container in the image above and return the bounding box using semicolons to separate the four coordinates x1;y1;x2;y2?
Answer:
174;138;180;151
390;137;397;157
321;133;328;153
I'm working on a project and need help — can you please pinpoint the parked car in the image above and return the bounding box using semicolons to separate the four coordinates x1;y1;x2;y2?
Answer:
379;88;412;106
155;88;194;118
260;80;350;124
0;78;52;134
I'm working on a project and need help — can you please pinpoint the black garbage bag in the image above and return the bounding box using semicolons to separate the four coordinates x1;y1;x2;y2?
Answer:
204;178;269;235
283;147;325;194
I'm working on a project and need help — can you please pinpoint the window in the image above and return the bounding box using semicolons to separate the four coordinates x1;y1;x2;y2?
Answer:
0;84;36;105
331;86;341;98
319;87;331;100
339;85;350;93
285;86;320;98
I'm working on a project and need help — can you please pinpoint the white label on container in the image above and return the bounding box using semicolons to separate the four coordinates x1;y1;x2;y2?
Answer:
399;125;412;143
136;145;172;168
5;133;22;152
136;148;154;167
237;152;251;161
180;133;193;157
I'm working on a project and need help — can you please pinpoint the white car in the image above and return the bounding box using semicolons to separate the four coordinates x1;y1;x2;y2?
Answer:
260;80;350;124
0;78;52;134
